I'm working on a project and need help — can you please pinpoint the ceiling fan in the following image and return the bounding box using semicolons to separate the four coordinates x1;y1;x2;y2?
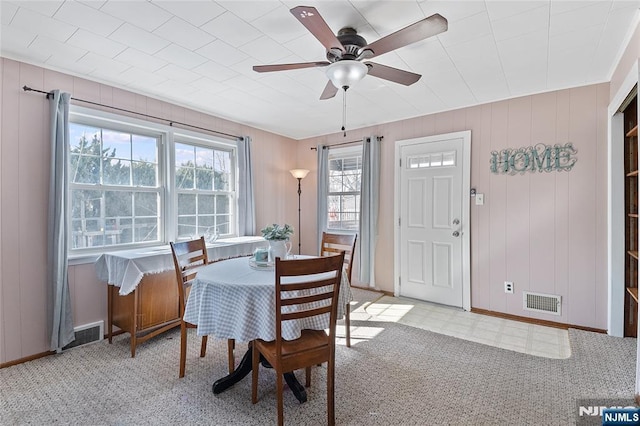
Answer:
253;6;448;100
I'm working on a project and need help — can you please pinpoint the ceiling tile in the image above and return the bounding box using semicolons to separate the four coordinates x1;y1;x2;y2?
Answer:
549;24;603;56
283;33;328;62
1;0;637;139
66;29;127;59
30;35;86;63
486;1;549;21
239;36;293;64
217;1;281;22
491;5;550;42
418;1;487;23
196;39;249;67
155;64;200;84
0;23;37;53
10;7;76;42
153;17;216;51
438;11;493;47
78;1;107;9
350;1;426;37
192;61;239;82
200;11;263;48
54;1;122;37
99;1;172;32
109;23;170;55
115;47;167;73
79;52;129;75
549;1;611;36
119;67;168;87
190;77;228;94
155;43;208;70
152;1;225;27
251;5;308;44
1;2;19;25
8;1;63;17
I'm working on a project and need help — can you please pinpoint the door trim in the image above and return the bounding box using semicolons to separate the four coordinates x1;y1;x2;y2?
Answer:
394;131;471;311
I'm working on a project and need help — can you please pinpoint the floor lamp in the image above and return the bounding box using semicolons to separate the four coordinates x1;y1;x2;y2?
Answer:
289;169;309;255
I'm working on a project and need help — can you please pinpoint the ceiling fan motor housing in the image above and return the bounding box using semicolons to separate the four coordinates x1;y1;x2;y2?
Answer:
327;28;367;62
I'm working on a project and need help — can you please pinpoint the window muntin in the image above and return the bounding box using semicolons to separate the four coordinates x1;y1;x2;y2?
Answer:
68;109;237;253
69;123;161;250
175;141;235;239
327;150;361;231
407;151;456;169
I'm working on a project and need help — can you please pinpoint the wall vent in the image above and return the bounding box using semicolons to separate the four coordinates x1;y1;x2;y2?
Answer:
522;292;561;316
63;321;104;350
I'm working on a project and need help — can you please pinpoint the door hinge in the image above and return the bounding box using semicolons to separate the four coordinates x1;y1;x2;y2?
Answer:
398;217;401;226
399;158;402;167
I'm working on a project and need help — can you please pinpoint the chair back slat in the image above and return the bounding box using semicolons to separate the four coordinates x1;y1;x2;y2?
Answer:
274;253;345;353
320;232;357;283
282;305;332;321
170;237;209;316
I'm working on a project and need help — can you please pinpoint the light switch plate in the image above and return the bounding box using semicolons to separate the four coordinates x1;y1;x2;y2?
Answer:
476;194;484;205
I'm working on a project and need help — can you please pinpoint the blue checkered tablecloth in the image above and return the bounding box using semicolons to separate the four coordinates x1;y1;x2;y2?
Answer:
182;255;352;342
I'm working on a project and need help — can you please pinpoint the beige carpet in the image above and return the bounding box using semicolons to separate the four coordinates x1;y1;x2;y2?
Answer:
0;288;636;425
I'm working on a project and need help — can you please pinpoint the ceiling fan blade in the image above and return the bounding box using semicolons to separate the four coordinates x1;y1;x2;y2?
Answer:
361;13;448;59
320;80;338;100
290;6;345;54
253;62;330;73
364;62;421;86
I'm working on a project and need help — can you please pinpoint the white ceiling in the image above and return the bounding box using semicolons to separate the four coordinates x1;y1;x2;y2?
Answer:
1;1;639;140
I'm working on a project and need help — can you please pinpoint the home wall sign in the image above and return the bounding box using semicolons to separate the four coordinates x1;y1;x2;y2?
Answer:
490;143;577;175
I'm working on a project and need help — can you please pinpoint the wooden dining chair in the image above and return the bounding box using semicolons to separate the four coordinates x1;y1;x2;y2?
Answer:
170;237;235;378
320;232;357;347
251;253;345;426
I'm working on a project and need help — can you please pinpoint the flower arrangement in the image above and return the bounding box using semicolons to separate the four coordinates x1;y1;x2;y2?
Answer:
261;223;294;241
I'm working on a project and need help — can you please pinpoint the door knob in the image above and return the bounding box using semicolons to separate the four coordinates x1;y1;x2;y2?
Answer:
452;231;460;237
453;218;460;225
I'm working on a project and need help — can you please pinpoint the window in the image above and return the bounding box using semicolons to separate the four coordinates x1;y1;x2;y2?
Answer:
68;108;236;252
327;148;362;231
175;140;234;239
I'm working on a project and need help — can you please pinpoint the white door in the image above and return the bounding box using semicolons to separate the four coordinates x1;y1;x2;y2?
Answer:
396;132;470;309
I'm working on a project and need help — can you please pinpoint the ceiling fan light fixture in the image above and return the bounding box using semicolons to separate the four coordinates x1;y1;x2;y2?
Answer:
325;60;368;89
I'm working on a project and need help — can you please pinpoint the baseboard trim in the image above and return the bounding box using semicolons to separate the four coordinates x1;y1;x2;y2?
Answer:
0;350;56;369
470;308;607;333
0;329;128;369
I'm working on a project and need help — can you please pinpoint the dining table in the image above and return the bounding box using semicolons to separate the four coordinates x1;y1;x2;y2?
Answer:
182;254;352;403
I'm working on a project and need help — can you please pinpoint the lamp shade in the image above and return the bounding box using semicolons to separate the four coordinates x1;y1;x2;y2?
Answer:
325;60;368;89
290;169;310;179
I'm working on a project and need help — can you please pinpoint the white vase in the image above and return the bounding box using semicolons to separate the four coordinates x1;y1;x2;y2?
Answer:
268;239;292;262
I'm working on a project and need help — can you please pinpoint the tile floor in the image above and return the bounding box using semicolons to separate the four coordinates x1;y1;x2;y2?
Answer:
347;294;571;359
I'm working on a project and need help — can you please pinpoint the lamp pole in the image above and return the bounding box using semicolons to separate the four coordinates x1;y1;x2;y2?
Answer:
289;169;309;255
296;177;302;255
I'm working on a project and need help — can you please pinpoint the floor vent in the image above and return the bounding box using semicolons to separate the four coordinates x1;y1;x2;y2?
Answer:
63;321;104;350
523;292;561;316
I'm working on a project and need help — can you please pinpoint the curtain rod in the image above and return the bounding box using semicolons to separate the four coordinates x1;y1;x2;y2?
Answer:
310;136;383;150
22;86;243;141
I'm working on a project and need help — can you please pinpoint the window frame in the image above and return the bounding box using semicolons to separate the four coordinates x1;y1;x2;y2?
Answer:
171;131;237;240
68;106;238;255
326;145;362;232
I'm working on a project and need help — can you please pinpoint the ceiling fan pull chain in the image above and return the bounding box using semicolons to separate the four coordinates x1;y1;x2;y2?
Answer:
342;86;347;137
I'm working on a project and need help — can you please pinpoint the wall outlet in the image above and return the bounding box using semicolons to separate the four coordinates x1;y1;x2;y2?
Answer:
504;281;514;294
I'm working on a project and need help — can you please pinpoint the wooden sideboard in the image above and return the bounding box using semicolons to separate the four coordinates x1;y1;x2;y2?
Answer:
107;270;180;357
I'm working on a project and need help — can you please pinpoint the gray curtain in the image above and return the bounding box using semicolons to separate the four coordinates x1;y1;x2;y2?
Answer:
316;145;329;253
359;136;381;287
237;136;256;236
48;90;74;352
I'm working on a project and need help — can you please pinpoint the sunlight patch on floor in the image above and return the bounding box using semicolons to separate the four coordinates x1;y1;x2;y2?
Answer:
359;295;571;359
